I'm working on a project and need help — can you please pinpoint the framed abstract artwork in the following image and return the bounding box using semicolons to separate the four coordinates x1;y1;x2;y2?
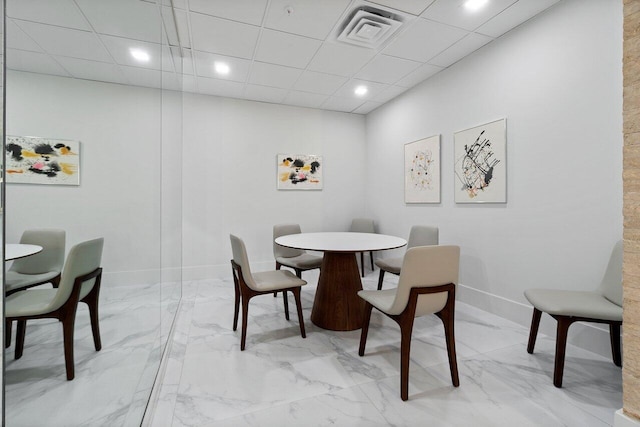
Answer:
277;154;323;190
404;135;440;203
6;136;81;186
454;118;506;203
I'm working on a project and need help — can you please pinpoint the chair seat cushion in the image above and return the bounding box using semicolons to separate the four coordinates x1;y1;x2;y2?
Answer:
5;270;60;292
374;257;402;274
252;270;307;292
276;253;322;270
358;288;397;313
5;289;59;317
524;289;622;321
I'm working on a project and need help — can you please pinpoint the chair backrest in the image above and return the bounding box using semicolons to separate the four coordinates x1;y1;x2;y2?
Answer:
406;225;439;249
10;229;66;274
599;240;623;307
230;234;258;289
386;245;460;316
350;218;375;233
50;238;104;311
273;224;304;259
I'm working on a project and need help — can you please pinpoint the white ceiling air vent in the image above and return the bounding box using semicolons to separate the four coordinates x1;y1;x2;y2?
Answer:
336;6;404;49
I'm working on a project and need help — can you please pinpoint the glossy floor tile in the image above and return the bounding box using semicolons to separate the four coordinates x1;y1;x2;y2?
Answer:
150;271;622;427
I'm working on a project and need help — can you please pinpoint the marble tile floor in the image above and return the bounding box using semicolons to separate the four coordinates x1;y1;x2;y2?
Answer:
149;271;622;427
4;281;180;426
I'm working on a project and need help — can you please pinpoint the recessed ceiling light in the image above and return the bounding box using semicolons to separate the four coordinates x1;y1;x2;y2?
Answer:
464;0;488;12
355;85;368;96
130;48;150;62
214;61;230;75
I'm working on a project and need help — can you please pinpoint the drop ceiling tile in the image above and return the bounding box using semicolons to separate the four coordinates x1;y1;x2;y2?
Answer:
354;54;421;84
284;91;329;109
476;0;561;37
161;72;182;91
101;35;164;70
6;49;70;77
196;76;245;98
333;78;387;99
353;100;383;114
188;0;268;26
181;49;195;75
366;0;436;15
244;84;289;104
383;18;468;62
193;50;251;82
421;0;517;31
182;74;198;92
428;32;493;67
7;0;91;30
6;20;42;52
15;21;113;63
294;71;348;95
248;62;303;89
121;66;162;89
373;85;409;103
321;96;366;113
396;62;443;87
189;12;260;58
53;56;127;84
254;29;322;69
75;0;162;42
264;0;351;40
307;43;376;77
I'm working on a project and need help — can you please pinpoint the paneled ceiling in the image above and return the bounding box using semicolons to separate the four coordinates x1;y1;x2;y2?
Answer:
6;0;561;114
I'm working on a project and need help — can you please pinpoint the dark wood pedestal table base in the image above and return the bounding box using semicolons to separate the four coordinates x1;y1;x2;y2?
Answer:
275;232;406;331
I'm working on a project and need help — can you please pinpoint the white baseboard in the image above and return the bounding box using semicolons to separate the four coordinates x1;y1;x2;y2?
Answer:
457;284;618;359
615;409;640;427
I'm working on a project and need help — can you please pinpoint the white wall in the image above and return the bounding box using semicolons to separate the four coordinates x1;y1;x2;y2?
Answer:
365;0;623;355
181;94;367;279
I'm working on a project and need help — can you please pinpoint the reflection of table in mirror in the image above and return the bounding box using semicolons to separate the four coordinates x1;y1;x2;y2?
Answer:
5;244;43;261
275;232;407;331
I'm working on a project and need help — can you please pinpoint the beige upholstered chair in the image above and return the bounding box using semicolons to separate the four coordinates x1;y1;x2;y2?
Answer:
5;238;104;380
524;240;623;387
358;245;460;400
375;225;438;290
6;229;66;295
350;218;375;277
230;234;307;351
273;223;323;278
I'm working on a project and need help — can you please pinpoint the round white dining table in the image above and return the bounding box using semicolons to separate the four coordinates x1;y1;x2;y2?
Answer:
275;232;406;331
5;243;43;261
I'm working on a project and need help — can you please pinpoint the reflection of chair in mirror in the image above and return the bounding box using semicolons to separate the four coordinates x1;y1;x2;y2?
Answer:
272;224;323;317
358;245;460;401
524;240;623;387
6;229;66;295
230;234;307;351
350;218;375;277
5;237;104;380
375;225;438;290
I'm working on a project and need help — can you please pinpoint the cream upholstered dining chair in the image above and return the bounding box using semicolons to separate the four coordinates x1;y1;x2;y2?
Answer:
524;240;623;387
358;245;460;400
375;225;438;290
5;237;104;380
350;218;376;277
6;229;66;295
230;234;307;351
273;223;323;278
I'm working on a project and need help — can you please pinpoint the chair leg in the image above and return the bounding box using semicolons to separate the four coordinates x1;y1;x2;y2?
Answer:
283;291;290;321
527;308;542;354
377;270;386;290
369;251;374;272
15;320;27;359
399;317;416;401
82;285;102;351
240;296;250;351
51;274;61;289
5;320;12;348
437;306;460;387
610;322;622;367
553;316;573;388
358;303;373;356
233;277;241;331
62;310;77;380
292;287;306;339
360;252;365;277
274;263;281;297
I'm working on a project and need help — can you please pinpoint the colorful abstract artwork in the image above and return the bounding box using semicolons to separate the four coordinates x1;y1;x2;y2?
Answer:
277;154;322;190
6;136;80;185
454;118;506;203
404;135;440;203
